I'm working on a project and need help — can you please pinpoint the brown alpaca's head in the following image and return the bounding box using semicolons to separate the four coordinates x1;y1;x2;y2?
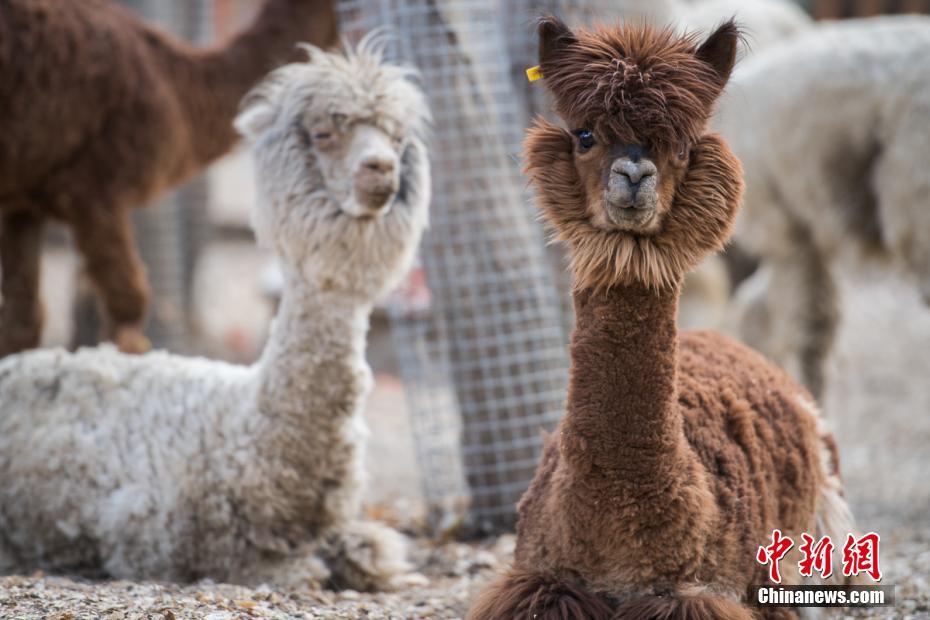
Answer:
526;17;745;291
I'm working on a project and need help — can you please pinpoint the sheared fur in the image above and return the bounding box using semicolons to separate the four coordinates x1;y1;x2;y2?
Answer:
0;0;338;356
472;19;853;619
0;40;430;589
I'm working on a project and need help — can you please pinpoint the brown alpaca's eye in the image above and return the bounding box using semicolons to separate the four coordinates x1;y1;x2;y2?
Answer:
573;129;596;151
676;142;690;161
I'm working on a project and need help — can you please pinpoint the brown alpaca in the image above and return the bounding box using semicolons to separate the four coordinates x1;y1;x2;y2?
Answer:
469;18;855;620
0;0;338;356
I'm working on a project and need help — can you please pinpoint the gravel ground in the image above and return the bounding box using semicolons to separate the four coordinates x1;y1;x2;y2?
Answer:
0;537;513;620
826;268;930;617
0;534;926;619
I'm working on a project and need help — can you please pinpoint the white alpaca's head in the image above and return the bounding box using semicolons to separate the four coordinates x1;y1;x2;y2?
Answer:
235;33;431;300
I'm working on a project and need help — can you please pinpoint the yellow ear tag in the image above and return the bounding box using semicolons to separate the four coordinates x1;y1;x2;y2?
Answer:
526;65;543;82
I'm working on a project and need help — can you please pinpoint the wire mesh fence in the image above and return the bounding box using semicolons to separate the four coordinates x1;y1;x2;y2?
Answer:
130;0;213;352
338;0;573;535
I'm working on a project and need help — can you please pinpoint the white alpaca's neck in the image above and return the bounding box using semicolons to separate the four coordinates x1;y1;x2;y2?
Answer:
256;274;374;417
242;270;375;536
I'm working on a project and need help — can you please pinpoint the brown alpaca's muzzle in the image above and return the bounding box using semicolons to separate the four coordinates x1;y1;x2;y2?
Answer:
604;155;660;231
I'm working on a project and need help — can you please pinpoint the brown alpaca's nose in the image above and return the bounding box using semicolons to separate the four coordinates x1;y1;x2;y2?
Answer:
611;158;657;188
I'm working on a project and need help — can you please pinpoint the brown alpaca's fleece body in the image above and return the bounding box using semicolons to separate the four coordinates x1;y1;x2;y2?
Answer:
504;288;824;616
0;0;338;356
470;18;853;620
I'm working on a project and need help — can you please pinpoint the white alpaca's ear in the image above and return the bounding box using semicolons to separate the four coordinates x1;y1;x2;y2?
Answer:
235;101;276;140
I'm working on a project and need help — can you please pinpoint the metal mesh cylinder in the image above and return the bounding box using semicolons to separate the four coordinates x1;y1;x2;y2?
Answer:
339;0;572;534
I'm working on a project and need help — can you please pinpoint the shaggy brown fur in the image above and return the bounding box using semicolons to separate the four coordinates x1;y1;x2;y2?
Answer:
469;18;853;620
0;0;338;356
613;593;756;620
527;125;742;291
468;568;614;620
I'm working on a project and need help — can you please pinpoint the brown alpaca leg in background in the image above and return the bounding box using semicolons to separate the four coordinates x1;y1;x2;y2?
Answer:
0;210;45;357
71;207;151;354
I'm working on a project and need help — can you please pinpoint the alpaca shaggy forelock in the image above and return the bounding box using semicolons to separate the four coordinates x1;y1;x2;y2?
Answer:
239;33;429;147
539;18;739;152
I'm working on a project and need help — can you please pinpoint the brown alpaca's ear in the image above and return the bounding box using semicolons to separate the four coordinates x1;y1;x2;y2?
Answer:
538;15;577;66
695;19;740;85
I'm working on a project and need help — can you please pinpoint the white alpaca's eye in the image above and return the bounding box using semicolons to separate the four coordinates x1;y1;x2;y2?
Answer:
313;132;332;141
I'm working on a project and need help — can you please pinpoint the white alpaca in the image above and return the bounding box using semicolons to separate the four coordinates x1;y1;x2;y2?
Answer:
679;0;810;51
612;0;812;50
0;37;431;591
715;15;930;396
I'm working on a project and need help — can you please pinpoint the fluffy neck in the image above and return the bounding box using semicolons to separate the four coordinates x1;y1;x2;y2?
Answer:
148;0;338;170
256;274;373;416
239;272;373;539
561;278;688;488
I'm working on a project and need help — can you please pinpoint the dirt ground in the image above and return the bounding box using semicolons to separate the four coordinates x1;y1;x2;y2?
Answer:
0;536;514;619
